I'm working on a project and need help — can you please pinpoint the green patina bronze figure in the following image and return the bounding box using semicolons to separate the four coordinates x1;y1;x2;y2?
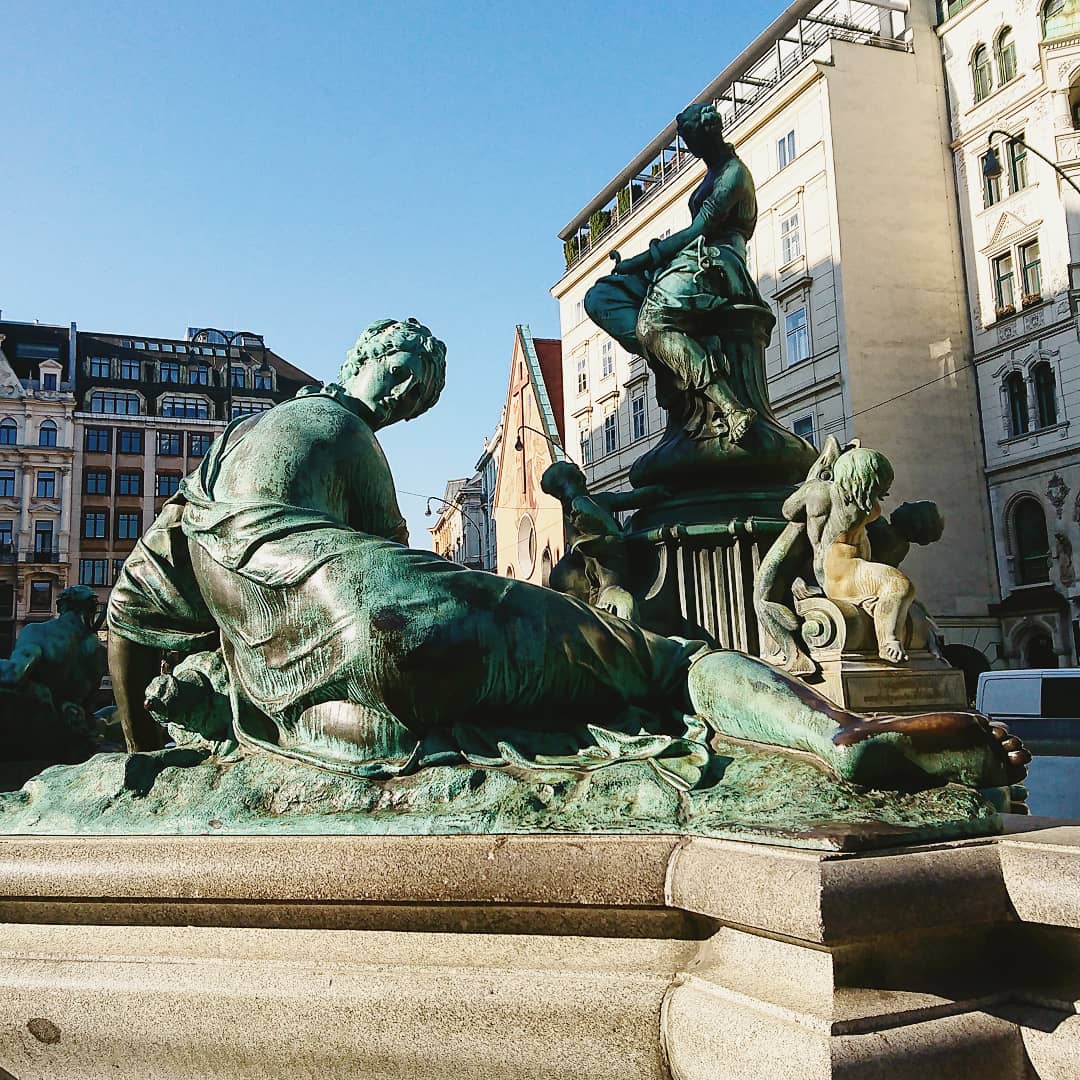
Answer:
96;317;1028;810
0;586;110;784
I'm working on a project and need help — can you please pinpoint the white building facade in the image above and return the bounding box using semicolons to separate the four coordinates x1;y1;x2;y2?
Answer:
552;0;1002;665
940;0;1080;666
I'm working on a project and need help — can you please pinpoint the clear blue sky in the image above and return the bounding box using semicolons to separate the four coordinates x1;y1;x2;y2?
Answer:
4;1;781;543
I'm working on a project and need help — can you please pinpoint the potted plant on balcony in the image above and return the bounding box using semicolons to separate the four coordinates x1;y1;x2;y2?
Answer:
995;303;1016;320
1021;292;1043;309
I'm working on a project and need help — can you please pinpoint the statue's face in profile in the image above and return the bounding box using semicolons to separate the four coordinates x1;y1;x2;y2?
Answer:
344;347;430;429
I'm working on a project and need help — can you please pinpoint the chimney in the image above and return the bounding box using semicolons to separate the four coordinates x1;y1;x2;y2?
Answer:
68;322;77;385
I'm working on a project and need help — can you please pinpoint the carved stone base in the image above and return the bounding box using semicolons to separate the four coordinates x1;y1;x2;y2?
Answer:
810;654;969;714
794;595;967;712
0;823;1078;1078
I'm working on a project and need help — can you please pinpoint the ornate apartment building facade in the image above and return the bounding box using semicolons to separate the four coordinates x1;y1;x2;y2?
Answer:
551;0;1003;666
0;324;77;653
940;0;1080;666
0;317;313;644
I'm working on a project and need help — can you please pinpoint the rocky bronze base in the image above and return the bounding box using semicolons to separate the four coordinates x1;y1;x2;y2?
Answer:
0;737;1002;851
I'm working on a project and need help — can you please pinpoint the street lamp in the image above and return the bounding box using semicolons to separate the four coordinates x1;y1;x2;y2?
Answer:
514;423;564;455
982;130;1080;199
188;328;271;422
425;495;484;567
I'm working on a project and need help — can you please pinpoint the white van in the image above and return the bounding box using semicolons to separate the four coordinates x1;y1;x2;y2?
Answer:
976;669;1080;819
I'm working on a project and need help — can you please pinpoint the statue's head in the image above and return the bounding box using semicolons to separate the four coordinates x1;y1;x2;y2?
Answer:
833;447;894;514
338;318;447;429
677;102;725;157
889;500;944;546
541;460;588;503
56;585;99;625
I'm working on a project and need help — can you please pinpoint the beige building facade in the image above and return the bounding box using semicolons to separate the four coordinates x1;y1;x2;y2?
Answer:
493;326;565;585
551;0;1002;663
0;327;76;652
940;0;1080;666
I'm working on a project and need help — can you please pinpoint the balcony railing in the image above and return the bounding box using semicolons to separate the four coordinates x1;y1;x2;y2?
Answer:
22;548;62;564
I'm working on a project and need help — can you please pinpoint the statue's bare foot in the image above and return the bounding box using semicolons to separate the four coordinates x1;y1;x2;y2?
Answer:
879;639;908;664
725;406;757;445
834;711;1030;788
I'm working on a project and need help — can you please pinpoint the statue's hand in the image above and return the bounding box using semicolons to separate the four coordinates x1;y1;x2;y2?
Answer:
597;585;638;623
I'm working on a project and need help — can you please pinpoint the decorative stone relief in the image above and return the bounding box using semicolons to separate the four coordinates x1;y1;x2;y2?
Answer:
998;323;1019;343
1056;531;1076;587
1048;473;1071;517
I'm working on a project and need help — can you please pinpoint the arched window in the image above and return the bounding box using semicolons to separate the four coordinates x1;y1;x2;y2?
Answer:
996;27;1017;83
90;391;141;415
1023;629;1058;668
38;420;57;448
1013;498;1051;584
972;45;993;102
1042;0;1071;40
1034;362;1058;428
0;419;15;446
1006;371;1029;436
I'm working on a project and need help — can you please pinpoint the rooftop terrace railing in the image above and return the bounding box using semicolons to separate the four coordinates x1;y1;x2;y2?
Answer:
561;5;912;274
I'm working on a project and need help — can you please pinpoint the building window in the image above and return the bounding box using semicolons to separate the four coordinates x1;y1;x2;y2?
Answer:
117;471;142;496
972;45;993;102
0;420;15;446
38;420;57;448
15;343;59;361
1043;0;1069;39
1013;498;1050;584
118;428;143;455
0;471;13;498
33;521;53;553
116;511;141;540
230;366;247;388
982;150;1003;207
161;396;210;419
575;349;588;395
1008;136;1028;192
112;559;126;583
1006;370;1029;436
189;364;210;386
993;252;1015;311
0;520;12;551
780;213;801;264
85;426;111;453
1034;362;1058;428
777;129;796;170
91;391;141;415
83;511;107;539
230;400;273;419
35;471;55;499
793;415;816;446
41;372;58;391
79;559;109;586
603;411;618;455
601;339;614;379
254;370;273;390
157;431;182;456
785;307;811;366
88;357;111;378
996;27;1017;83
85;470;109;495
188;432;212;457
119;358;141;381
160;360;181;383
1020;239;1042;301
155;473;181;497
579;426;592;464
631;392;647;441
28;580;52;613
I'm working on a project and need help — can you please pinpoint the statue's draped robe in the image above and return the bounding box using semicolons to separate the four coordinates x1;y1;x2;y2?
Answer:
109;387;698;755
